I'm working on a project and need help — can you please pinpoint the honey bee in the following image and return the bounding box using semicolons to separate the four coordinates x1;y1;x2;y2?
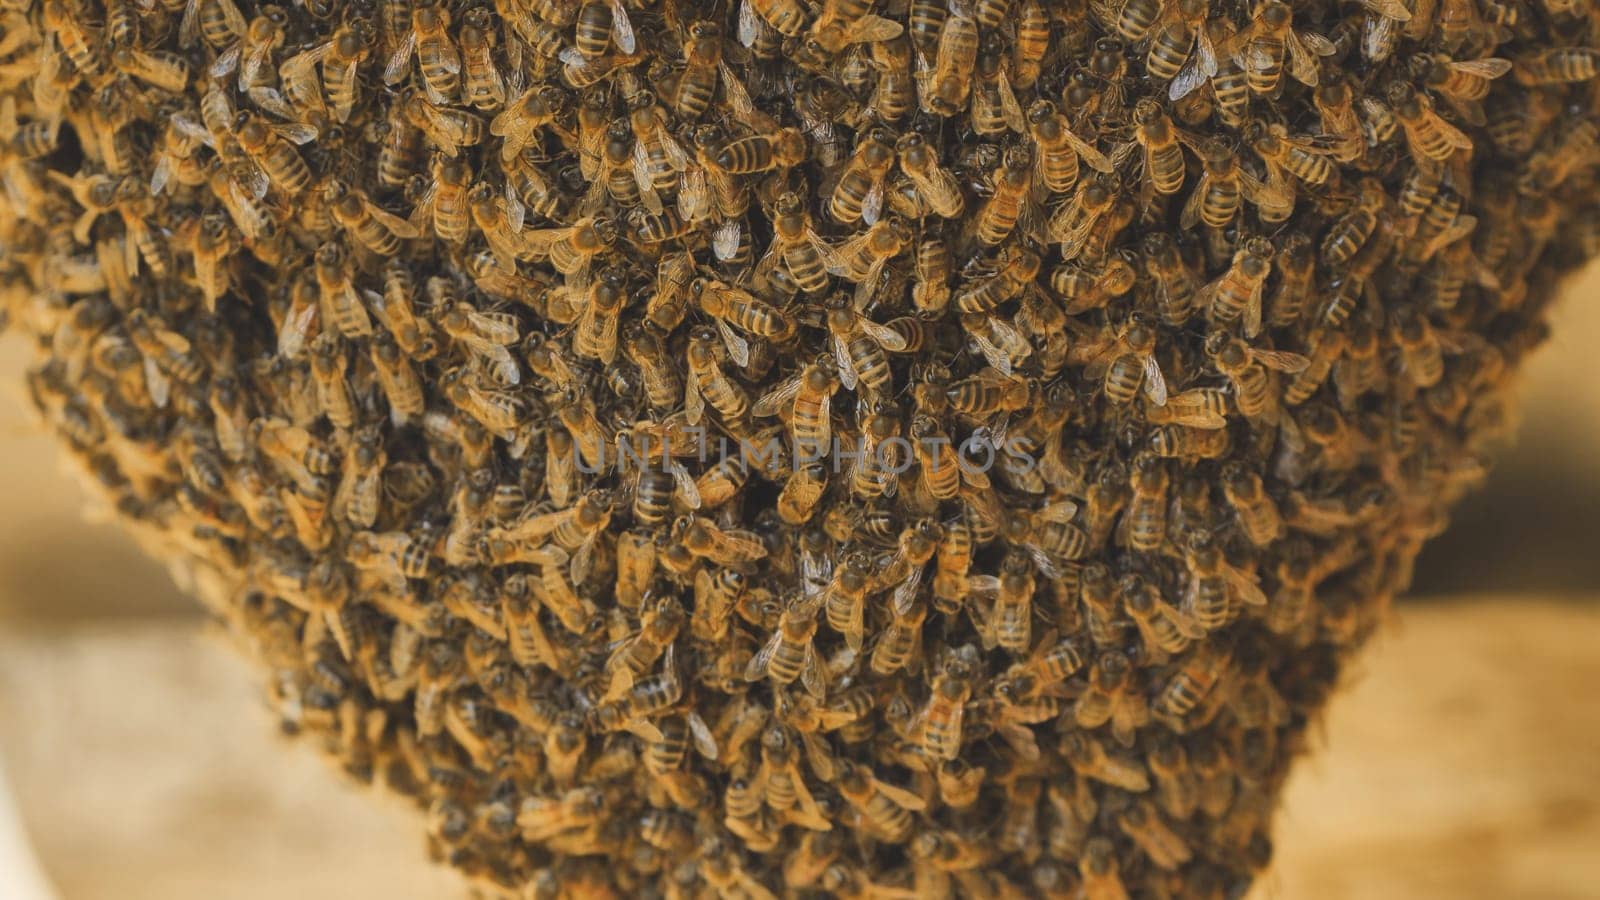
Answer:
328;180;420;256
975;143;1035;247
829;126;895;226
1205;331;1310;422
384;1;461;103
1387;82;1474;162
403;92;485;157
895;132;964;219
457;7;505;111
1086;315;1168;407
837;761;927;842
1235;0;1335;94
1512;46;1599;85
760;191;832;296
955;246;1042;315
1051;172;1121;260
920;1;978;116
685;325;750;426
910;663;972;762
234;112;317;197
1062;730;1150;791
518;218;616;285
1198;237;1274;336
1154;634;1234;720
1131;99;1187;197
744;597;825;697
1117;800;1193;871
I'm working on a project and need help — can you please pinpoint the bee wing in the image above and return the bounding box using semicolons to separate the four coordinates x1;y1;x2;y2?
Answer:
800;645;826;699
1035;499;1079;523
831;333;860;390
752;372;803;418
178;0;203;47
715;318;751;368
858;316;909;352
968;326;1013;376
1244;280;1265;339
686;710;719;760
466;309;520;345
384;30;417;85
209;43;242;79
679;166;709;220
144;357;171;408
684;366;705;425
870;776;928;811
1285;33;1324;86
737;0;762;47
1055;208;1102;261
1179;173;1207;229
667;456;702;510
271;121;319;145
997;68;1026;133
715;528;768;563
744;628;785;682
841;14;904;45
1252;348;1311;372
1064;127;1116;173
609;0;637;54
891;565;923;615
719;62;778;133
1142;355;1168;406
1223;563;1268;607
364;199;422;239
1451;57;1512;78
862;180;884;226
713;221;742;262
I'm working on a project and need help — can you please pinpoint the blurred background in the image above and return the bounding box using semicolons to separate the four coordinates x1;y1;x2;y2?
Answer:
0;270;1596;899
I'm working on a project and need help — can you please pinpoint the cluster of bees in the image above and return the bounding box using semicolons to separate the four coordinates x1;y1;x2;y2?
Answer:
0;0;1594;894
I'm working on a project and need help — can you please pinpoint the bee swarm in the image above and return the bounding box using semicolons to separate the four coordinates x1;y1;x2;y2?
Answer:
1;0;1594;895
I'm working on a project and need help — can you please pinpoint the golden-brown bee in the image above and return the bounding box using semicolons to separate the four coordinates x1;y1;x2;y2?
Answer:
1155;634;1234;720
684;324;750;425
920;1;978;116
748;192;827;298
1387;81;1474;163
403;92;485;157
1130;99;1187;197
910;664;970;762
1204;332;1308;423
754;356;839;458
975;143;1036;247
895;132;964;219
827;127;895;226
1247;121;1335;194
1222;462;1283;547
1199;237;1275;336
1513;46;1599;84
385;1;461;104
522;215;619;275
456;7;505;111
234;112;316;197
1283;327;1348;407
1086;315;1168;407
955;246;1042;314
837;761;927;842
745;597;825;697
1237;0;1335;95
307;334;357;430
187;212;238;312
1180;137;1251;230
328;180;420;255
1051;171;1122;260
943;367;1029;419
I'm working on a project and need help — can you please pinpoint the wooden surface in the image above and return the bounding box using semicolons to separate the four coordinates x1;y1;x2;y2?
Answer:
1;600;1596;900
